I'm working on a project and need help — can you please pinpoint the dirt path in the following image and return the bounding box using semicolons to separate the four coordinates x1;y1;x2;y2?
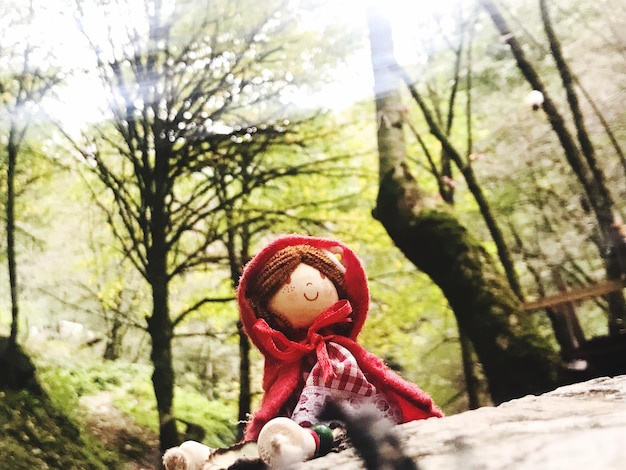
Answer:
80;392;161;470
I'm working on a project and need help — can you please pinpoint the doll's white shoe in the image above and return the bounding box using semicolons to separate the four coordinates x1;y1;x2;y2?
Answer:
162;440;213;470
257;417;317;468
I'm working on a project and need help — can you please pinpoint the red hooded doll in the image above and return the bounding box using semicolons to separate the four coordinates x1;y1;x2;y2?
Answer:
238;234;442;466
162;235;442;470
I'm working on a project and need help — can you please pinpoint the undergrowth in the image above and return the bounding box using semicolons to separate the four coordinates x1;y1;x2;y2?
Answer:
1;340;239;469
0;388;120;470
35;349;238;448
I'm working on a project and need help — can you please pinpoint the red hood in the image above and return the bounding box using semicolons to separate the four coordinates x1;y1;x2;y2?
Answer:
237;234;369;357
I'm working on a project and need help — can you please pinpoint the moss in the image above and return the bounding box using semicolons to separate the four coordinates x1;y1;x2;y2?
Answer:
0;389;120;470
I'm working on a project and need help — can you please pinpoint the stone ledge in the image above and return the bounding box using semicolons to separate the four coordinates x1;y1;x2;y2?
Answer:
302;375;626;469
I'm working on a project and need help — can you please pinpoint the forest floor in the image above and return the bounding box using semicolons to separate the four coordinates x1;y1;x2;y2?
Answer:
80;392;162;470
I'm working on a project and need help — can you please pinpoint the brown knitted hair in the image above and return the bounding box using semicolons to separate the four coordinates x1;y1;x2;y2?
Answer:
246;244;348;335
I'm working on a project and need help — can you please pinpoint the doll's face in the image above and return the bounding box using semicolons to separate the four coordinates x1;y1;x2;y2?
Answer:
267;262;339;329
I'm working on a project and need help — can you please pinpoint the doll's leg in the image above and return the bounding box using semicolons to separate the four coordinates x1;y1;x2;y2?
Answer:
162;440;213;470
257;417;334;468
257;418;316;468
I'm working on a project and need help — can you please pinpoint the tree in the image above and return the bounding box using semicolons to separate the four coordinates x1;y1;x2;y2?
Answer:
478;0;626;335
67;0;357;450
0;0;60;390
367;7;569;404
387;5;498;406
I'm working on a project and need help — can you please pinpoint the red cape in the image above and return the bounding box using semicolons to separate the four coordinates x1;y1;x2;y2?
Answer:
238;235;443;441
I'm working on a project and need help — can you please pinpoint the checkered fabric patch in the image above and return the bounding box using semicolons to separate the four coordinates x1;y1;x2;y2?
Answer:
291;342;401;426
305;342;377;395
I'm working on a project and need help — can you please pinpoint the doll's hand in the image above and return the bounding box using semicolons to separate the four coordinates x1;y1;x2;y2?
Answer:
257;418;317;468
162;440;213;470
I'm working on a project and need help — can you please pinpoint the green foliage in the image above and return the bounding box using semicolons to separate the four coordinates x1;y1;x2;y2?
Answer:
0;389;119;470
37;358;136;419
173;387;238;448
36;352;238;449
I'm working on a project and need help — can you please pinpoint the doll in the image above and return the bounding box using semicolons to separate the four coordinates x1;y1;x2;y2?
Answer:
163;235;442;470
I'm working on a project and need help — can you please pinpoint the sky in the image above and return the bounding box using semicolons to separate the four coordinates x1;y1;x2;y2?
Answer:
34;0;460;133
282;0;461;110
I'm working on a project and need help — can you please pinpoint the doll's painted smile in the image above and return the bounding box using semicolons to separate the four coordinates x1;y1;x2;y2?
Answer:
304;284;319;301
304;292;319;301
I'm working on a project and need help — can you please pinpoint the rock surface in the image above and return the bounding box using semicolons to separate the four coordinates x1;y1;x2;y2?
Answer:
301;375;626;469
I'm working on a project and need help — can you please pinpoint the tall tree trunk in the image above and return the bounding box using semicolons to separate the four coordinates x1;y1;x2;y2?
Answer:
224;201;252;441
237;322;251;440
479;0;625;334
7;125;19;348
147;144;178;452
1;125;40;394
103;315;123;361
367;7;567;404
147;248;178;453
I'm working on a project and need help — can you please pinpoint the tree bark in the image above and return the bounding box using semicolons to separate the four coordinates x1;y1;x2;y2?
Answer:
103;315;123;361
237;322;251;440
367;7;567;404
146;248;178;453
7;125;19;348
146;139;178;452
146;254;178;453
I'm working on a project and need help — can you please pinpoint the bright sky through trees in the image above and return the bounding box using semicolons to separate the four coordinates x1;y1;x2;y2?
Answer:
293;0;461;109
33;0;459;131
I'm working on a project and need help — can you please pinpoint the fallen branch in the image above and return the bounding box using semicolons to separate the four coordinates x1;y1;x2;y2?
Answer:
523;279;626;311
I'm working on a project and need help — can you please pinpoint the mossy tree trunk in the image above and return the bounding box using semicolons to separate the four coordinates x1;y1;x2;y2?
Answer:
367;8;568;404
375;189;565;402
